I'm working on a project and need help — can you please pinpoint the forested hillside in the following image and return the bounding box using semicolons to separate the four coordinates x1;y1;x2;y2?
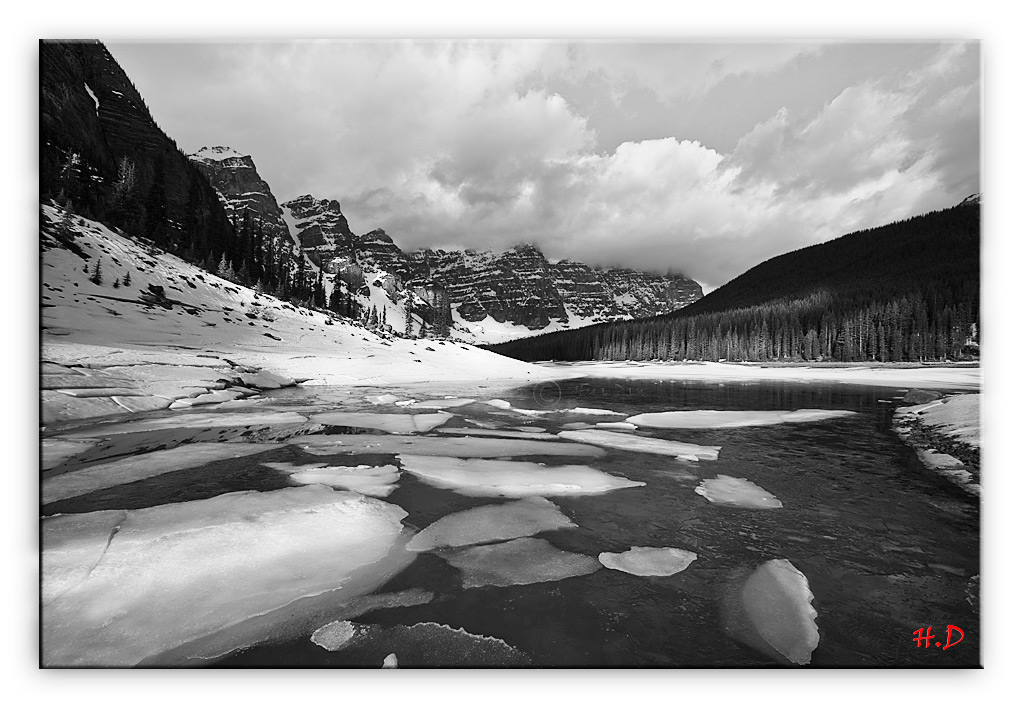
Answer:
488;198;980;363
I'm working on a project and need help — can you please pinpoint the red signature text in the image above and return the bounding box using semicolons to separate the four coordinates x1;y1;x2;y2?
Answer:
912;625;964;650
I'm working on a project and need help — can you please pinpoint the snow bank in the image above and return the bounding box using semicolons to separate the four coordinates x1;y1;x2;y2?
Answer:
407;498;576;552
41;486;411;667
42;442;284;505
694;475;782;509
397;455;645;498
738;559;819;665
626;409;855;429
309;411;454;433
264;462;401;498
292;433;605;458
557;429;720;460
437;537;601;589
598;546;698;577
902;393;980;448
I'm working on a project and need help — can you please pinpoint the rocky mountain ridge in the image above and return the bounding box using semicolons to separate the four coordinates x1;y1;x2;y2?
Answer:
182;155;703;343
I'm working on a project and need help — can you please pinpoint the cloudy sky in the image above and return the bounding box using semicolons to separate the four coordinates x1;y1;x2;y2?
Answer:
107;41;979;290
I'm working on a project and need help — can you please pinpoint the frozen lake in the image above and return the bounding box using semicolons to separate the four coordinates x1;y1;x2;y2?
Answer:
41;374;980;668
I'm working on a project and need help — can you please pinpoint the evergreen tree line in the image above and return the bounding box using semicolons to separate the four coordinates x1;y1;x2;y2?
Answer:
488;201;980;363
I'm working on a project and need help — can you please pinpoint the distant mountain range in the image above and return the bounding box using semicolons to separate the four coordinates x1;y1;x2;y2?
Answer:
187;146;703;343
488;197;980;363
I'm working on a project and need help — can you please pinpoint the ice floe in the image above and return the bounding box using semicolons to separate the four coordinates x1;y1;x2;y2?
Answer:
557;429;720;460
407;498;576;552
41;486;412;667
598;546;698;577
84;410;308;437
311;621;530;667
397;455;645;498
42;442;285;505
484;399;513;409
626;409;856;429
739;559;819;665
311;620;358;651
565;407;625;416
382;652;399;668
694;475;782;509
435;427;559;440
308;411;454;433
437;537;601;589
263;462;401;498
404;398;475;409
41;438;98;470
291;434;604;458
595;422;638;430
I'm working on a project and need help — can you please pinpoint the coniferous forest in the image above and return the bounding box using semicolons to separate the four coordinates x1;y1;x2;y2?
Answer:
488;199;980;363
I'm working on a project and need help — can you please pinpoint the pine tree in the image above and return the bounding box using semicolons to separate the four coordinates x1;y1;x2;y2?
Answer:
89;258;103;285
124;271;132;287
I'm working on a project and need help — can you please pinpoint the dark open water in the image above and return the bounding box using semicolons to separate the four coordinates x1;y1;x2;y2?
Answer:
42;377;980;668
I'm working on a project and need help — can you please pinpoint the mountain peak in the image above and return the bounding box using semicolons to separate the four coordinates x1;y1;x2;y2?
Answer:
190;146;248;162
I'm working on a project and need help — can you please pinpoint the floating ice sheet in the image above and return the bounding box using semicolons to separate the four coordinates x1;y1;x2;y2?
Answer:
565;407;625;416
596;422;638;430
695;475;782;509
557;429;720;460
291;434;604;458
309;411;453;433
626;409;856;429
84;411;308;437
42;442;284;504
408;498;576;552
41;438;99;470
312;620;359;651
484;399;512;410
740;559;819;665
404;398;475;409
435;427;558;440
398;455;644;498
41;486;411;667
598;546;698;576
264;462;401;498
437;537;601;589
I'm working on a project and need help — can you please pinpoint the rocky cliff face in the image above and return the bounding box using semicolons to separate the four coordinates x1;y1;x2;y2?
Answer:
40;41;234;257
274;194;703;337
188;146;291;249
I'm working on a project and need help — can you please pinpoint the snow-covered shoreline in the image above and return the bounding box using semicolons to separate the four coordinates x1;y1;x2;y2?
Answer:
892;392;981;496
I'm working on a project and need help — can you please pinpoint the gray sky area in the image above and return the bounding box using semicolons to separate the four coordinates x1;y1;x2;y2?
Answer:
108;41;979;289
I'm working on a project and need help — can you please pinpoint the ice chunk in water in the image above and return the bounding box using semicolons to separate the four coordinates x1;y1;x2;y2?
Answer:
626;409;855;429
596;422;638;430
367;394;402;405
405;398;475;409
263;462;401;498
311;620;358;651
565;407;625;416
558;429;720;460
398;455;645;498
42;438;98;470
85;411;308;436
740;559;819;665
41;486;411;667
291;434;604;458
598;546;698;576
695;475;782;509
407;498;576;552
309;411;453;433
42;442;285;504
484;399;512;409
437;537;601;589
382;652;399;668
435;427;558;440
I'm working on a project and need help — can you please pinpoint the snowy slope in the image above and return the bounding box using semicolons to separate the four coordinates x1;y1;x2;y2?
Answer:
40;204;551;424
